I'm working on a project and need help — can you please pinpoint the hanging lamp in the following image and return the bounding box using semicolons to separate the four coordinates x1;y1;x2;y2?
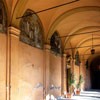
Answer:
91;34;95;54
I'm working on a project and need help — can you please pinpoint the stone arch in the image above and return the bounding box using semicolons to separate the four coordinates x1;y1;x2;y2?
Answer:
64;25;100;49
47;6;100;44
0;0;7;33
90;55;100;89
20;9;44;49
50;31;62;54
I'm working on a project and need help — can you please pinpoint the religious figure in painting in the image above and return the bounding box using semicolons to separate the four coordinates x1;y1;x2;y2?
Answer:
50;31;62;54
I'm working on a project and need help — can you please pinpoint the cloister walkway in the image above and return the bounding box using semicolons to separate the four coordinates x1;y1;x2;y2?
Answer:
57;90;100;100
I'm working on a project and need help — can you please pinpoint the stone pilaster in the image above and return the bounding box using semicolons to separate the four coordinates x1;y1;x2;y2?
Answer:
43;44;51;98
62;53;67;93
71;58;75;74
6;27;20;100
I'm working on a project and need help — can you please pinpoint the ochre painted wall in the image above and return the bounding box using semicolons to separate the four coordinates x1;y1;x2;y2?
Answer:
11;35;44;100
0;30;91;100
0;33;6;100
49;53;61;96
74;65;79;85
10;34;62;99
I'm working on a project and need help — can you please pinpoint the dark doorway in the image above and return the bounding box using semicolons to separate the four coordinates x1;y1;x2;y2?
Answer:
66;68;71;92
90;56;100;89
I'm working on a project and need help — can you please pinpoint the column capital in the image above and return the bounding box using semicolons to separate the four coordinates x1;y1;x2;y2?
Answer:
73;58;76;61
79;62;82;65
62;53;66;57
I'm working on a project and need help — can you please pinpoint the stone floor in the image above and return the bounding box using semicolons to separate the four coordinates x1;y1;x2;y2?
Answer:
57;90;100;100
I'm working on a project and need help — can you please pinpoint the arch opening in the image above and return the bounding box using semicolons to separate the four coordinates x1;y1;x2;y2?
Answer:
90;56;100;89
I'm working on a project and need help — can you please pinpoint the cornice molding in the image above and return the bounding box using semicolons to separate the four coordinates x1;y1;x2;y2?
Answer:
8;26;20;36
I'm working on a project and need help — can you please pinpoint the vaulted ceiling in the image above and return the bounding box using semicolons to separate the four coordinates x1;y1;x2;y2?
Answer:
5;0;100;61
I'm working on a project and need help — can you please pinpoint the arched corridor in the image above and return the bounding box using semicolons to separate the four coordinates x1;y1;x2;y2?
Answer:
0;0;100;100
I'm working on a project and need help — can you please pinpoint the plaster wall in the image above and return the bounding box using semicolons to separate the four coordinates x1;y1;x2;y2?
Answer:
0;32;92;99
49;53;61;97
74;65;79;85
80;62;87;90
11;35;44;100
0;33;6;100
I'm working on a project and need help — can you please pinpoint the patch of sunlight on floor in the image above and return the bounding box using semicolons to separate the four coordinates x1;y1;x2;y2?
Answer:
57;90;100;100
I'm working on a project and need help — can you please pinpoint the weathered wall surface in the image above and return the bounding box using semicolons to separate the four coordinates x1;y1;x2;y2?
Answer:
49;53;62;96
0;30;91;100
11;35;44;100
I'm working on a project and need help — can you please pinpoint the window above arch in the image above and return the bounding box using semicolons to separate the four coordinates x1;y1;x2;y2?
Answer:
20;9;44;49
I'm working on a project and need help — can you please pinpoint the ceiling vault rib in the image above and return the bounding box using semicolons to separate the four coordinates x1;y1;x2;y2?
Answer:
81;52;100;56
65;44;100;50
16;0;79;19
57;29;100;38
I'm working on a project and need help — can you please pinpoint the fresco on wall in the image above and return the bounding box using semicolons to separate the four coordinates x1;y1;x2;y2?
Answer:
50;31;62;54
75;50;80;66
0;1;7;32
20;9;43;49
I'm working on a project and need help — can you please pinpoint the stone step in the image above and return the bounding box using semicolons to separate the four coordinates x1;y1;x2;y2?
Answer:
57;90;100;100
